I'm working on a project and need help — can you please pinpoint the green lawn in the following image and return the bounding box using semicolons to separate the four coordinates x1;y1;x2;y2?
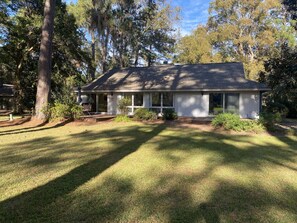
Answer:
0;121;296;223
0;115;23;121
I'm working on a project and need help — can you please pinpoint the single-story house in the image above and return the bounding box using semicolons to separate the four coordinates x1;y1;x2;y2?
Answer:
79;62;269;118
0;83;14;111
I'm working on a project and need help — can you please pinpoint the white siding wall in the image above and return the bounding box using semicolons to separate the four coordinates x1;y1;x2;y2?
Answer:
143;93;150;108
106;91;260;118
239;92;260;118
107;93;121;115
174;93;209;117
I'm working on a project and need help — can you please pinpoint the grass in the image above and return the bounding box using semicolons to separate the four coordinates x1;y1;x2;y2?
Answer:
0;121;296;223
0;115;23;121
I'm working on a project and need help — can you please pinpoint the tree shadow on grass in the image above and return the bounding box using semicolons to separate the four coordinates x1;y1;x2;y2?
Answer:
0;119;73;136
54;129;297;223
148;130;297;222
0;125;296;222
0;124;167;222
154;129;297;172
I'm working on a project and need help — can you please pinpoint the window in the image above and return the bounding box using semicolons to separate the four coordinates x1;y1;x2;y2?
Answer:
225;93;239;114
209;93;240;115
209;93;223;115
150;92;174;114
163;92;173;107
134;93;143;106
152;93;161;107
123;93;143;114
98;94;107;112
124;93;133;106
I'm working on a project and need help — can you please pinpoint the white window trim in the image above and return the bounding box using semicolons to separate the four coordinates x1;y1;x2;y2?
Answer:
150;93;174;114
123;93;144;115
209;92;240;115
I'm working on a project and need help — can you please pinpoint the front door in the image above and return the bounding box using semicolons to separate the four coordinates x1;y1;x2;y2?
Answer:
98;94;107;113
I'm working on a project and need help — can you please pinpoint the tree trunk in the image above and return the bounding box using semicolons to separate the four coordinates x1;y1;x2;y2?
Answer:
102;27;110;73
34;0;55;120
134;46;139;67
90;31;96;80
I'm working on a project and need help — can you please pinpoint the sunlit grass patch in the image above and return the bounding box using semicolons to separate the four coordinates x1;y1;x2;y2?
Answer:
0;122;296;222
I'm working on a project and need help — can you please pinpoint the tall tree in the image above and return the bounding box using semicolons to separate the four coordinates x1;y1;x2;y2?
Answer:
175;25;222;64
283;0;297;19
260;45;297;117
68;0;97;80
87;0;179;72
135;0;178;66
1;1;90;113
207;0;296;80
283;0;297;29
35;0;56;120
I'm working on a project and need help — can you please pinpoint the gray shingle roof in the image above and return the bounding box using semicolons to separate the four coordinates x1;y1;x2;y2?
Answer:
0;84;14;97
82;62;269;92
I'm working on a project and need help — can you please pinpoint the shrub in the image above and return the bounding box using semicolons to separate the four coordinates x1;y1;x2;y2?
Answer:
70;104;83;119
134;108;157;121
50;103;71;121
162;108;177;120
118;98;131;115
41;104;51;120
212;113;240;130
212;113;264;132
47;102;83;121
264;100;288;118
259;112;282;130
114;114;131;122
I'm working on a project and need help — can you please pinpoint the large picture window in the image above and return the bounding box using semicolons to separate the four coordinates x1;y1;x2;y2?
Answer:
123;93;143;114
209;93;239;115
124;93;133;106
150;92;174;114
209;93;223;115
134;93;143;106
163;92;173;107
225;93;239;114
152;93;161;107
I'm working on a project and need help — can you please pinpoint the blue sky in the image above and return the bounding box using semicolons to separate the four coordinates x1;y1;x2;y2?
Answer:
65;0;212;36
171;0;211;36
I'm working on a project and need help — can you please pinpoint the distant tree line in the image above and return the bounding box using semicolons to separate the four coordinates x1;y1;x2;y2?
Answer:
0;0;179;117
175;0;297;117
0;0;90;114
68;0;179;79
1;0;295;118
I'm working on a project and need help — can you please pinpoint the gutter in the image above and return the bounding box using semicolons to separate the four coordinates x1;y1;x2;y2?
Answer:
75;88;271;93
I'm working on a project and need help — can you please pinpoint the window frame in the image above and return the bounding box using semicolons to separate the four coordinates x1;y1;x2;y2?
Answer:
209;93;224;115
123;93;144;114
150;92;174;114
209;92;240;115
224;93;240;114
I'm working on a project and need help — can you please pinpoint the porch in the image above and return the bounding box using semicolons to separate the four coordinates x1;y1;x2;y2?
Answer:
79;114;115;123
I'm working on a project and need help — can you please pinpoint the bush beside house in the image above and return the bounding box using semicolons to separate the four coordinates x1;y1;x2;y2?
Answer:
133;108;157;121
162;108;178;120
212;113;265;132
43;102;83;121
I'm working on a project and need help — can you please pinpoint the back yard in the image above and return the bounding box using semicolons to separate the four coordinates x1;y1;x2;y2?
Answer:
0;121;296;223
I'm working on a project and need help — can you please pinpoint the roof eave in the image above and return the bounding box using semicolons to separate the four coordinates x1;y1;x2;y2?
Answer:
78;88;270;93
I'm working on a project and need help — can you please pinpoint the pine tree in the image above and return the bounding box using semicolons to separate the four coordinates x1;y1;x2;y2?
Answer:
35;0;56;120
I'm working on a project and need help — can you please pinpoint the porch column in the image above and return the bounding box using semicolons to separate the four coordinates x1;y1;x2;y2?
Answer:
96;94;99;113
